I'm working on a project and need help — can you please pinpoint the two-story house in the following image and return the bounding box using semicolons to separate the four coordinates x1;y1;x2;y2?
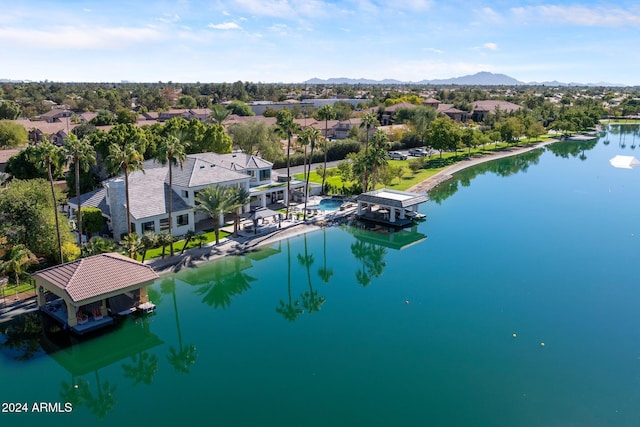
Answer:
69;152;305;239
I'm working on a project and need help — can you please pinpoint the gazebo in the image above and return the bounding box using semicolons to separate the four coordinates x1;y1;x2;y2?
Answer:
32;253;159;334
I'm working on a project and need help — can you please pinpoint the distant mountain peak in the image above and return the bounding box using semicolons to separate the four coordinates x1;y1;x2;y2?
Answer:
304;72;624;87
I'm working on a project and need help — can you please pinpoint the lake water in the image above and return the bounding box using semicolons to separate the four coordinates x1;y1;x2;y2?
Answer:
2;125;640;426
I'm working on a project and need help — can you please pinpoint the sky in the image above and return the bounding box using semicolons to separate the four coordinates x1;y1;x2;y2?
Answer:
1;0;640;85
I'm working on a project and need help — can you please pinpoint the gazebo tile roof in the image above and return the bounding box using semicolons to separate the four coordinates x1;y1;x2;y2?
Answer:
33;252;159;304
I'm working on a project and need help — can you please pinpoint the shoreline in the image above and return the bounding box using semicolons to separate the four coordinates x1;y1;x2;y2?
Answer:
407;139;559;193
0;138;562;315
151;139;561;274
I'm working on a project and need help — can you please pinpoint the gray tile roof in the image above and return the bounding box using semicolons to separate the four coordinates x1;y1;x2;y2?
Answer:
126;168;191;220
172;156;250;188
195;152;273;171
68;187;110;216
32;252;159;304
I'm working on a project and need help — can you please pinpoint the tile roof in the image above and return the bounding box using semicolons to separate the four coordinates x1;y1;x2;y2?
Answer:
68;187;110;216
125;167;191;220
170;156;250;188
472;100;521;113
32;252;159;303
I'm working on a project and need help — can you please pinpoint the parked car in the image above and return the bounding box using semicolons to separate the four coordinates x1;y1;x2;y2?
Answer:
387;151;407;160
408;147;429;157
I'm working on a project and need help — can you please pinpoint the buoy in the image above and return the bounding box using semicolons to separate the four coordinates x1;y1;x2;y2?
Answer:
405;300;409;305
512;333;517;338
540;342;545;347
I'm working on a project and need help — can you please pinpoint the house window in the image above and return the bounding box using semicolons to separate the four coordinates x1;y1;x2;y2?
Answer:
177;214;189;226
142;221;155;232
259;169;271;181
194;190;200;205
182;190;189;198
159;218;169;230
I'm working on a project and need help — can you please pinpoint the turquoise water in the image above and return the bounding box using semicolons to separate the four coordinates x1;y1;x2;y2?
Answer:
2;126;640;426
317;198;343;211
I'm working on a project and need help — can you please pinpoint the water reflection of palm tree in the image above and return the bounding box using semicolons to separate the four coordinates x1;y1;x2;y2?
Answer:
276;240;303;321
122;351;159;385
317;228;334;285
297;234;325;314
86;370;117;421
60;376;90;410
194;257;256;309
160;277;197;373
350;240;387;287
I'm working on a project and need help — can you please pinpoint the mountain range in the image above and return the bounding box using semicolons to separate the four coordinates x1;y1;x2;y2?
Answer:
304;72;626;87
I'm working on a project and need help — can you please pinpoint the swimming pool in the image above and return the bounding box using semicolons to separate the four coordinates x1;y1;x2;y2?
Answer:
316;198;344;211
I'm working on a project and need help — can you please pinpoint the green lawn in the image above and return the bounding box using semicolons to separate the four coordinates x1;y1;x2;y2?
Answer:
293;138;550;192
142;229;231;260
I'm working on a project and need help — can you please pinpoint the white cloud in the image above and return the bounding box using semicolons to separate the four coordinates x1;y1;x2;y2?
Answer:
423;47;444;54
510;5;640;27
483;42;498;51
208;22;242;30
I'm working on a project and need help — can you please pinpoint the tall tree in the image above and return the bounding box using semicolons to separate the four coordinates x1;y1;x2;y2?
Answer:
316;104;335;194
156;134;187;256
368;130;390;190
194;186;232;245
360;112;379;153
227;186;251;237
298;127;322;219
106;143;145;236
30;140;66;263
275;109;300;218
65;134;96;247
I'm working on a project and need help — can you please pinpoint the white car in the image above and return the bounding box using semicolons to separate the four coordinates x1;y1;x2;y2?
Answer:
408;148;429;157
387;151;407;160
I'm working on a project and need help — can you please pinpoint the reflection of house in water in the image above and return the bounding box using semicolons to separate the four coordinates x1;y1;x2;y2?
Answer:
40;316;163;377
32;253;159;335
351;226;427;251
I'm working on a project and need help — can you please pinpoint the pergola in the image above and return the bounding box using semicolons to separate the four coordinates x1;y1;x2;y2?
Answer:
32;253;159;333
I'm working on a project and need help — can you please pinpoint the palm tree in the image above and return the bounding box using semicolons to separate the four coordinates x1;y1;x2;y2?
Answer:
317;105;335;194
227;186;251;237
298;127;322;219
155;232;173;259
180;230;195;255
81;236;116;257
30;139;66;263
106;143;145;236
65;134;96;247
156;134;187;256
360;112;379;153
140;231;158;262
209;104;232;125
368;130;390;190
0;244;37;288
194;186;232;245
119;233;142;260
275;109;300;218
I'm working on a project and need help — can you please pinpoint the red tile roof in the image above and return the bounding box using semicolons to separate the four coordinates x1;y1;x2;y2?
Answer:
33;253;159;303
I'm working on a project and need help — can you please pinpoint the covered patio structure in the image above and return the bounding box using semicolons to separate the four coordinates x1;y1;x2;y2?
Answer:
356;188;428;229
32;253;159;334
